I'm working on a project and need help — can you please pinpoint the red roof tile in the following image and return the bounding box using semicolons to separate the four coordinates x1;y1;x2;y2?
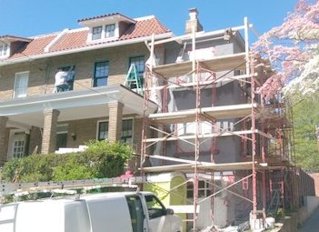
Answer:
10;35;57;59
5;16;170;60
120;17;170;40
50;30;88;52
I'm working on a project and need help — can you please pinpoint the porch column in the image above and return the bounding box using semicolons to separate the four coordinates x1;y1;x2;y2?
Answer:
0;116;8;165
41;109;60;154
128;117;143;171
29;126;42;154
108;102;123;142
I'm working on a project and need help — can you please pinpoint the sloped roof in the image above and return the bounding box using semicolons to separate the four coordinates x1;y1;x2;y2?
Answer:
10;34;57;59
3;15;171;62
78;12;136;24
0;35;32;42
120;17;169;40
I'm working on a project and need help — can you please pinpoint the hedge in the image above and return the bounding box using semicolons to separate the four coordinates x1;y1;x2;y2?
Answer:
0;140;133;182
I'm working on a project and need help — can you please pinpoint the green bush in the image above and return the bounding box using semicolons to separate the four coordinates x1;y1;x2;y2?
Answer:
1;140;133;182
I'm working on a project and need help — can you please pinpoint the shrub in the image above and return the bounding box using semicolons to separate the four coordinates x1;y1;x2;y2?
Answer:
1;140;133;182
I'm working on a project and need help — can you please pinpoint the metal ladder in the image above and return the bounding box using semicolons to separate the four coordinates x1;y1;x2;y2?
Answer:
0;177;142;197
124;64;143;95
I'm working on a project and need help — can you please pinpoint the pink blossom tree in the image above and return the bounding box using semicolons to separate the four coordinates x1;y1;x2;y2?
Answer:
252;0;319;99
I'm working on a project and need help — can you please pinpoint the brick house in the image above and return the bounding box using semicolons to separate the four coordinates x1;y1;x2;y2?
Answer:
1;9;316;230
0;13;171;164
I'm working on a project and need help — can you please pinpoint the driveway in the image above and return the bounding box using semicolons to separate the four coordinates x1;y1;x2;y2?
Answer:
299;207;319;232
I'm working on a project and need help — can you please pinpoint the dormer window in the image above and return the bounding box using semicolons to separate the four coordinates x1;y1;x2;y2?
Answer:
0;42;9;58
105;24;115;38
92;26;103;40
78;13;137;43
0;35;31;59
91;24;117;41
91;24;116;41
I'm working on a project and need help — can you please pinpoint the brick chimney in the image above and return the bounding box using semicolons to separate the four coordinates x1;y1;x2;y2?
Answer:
185;8;203;34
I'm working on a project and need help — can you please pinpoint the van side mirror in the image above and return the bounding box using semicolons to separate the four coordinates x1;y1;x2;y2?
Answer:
166;208;174;215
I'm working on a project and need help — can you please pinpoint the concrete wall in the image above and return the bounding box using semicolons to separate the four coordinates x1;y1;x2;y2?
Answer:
158;37;246;164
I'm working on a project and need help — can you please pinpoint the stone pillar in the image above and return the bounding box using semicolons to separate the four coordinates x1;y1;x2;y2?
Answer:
108;102;123;142
0;116;8;165
41;109;60;154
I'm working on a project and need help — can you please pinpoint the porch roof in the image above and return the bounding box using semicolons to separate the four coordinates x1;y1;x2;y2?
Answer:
0;84;157;129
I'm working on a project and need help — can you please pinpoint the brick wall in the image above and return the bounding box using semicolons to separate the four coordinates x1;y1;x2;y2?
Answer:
0;43;149;100
41;109;60;154
309;173;319;197
29;126;42;154
59;116;140;152
0;117;9;165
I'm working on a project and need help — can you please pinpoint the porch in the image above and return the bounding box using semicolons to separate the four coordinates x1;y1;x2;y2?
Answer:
0;84;157;165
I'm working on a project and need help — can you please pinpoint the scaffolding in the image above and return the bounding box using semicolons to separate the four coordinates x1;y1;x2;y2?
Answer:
140;17;296;230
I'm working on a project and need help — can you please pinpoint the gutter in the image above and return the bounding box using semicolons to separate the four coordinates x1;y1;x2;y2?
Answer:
0;32;173;67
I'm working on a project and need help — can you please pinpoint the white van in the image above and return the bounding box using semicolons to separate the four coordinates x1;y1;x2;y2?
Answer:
0;191;182;232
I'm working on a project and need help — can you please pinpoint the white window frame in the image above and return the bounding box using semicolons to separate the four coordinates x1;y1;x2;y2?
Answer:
187;180;211;200
96;118;134;144
92;26;103;40
89;22;119;43
56;123;69;150
105;24;116;38
13;71;29;98
96;120;109;141
0;42;10;59
8;130;27;159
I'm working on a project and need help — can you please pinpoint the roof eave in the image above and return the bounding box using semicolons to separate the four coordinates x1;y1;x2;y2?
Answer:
0;35;32;43
78;13;136;27
0;32;173;67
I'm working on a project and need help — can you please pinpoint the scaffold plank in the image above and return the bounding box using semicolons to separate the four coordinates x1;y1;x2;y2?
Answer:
152;53;246;78
148;103;257;124
141;161;265;173
143;129;273;142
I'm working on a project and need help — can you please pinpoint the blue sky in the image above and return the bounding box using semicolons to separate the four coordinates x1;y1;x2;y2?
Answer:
0;0;297;40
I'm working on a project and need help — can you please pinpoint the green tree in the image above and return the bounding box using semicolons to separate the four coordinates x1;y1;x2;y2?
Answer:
291;93;319;171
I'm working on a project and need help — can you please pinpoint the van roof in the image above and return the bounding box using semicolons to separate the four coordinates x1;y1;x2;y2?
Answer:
80;191;153;200
2;191;154;205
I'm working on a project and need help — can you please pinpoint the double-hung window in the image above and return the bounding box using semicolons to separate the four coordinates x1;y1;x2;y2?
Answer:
128;56;145;90
93;61;109;87
0;43;9;58
105;24;115;38
14;72;29;98
97;121;109;141
97;119;133;144
129;56;145;79
56;65;75;92
91;24;116;41
121;119;133;143
92;26;103;40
